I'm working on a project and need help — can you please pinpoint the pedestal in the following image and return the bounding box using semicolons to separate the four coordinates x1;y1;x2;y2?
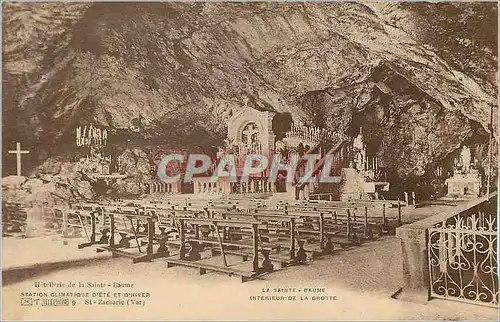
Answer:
445;173;481;198
339;168;365;201
394;226;430;303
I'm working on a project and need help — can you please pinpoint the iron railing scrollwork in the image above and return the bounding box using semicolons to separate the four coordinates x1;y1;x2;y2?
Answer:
427;194;498;307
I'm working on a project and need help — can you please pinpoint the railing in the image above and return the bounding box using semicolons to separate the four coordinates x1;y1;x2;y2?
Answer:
148;180;182;194
427;192;498;307
294;139;350;199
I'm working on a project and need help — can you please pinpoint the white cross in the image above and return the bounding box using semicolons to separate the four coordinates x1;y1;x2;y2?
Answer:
8;142;30;176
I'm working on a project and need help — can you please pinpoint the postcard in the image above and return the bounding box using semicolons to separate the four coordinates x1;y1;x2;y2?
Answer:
2;1;498;321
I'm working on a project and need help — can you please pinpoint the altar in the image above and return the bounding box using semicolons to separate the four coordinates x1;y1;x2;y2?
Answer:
445;146;482;198
446;173;481;198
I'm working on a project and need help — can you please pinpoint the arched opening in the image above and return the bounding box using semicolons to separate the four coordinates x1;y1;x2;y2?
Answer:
240;122;261;154
272;112;293;141
298;143;305;156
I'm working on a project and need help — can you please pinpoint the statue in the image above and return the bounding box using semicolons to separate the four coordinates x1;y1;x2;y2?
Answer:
352;127;366;171
459;146;472;174
241;123;260;154
447;145;482;198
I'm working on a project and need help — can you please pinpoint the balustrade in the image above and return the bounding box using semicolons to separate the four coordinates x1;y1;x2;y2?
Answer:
396;192;498;307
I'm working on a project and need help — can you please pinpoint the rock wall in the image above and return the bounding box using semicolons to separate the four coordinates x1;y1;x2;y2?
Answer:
112;148;151;196
2;2;498;197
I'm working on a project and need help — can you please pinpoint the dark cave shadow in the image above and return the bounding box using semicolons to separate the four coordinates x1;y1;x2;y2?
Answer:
2;256;112;287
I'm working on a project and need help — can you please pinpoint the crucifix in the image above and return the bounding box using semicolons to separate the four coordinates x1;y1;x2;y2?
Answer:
8;142;30;176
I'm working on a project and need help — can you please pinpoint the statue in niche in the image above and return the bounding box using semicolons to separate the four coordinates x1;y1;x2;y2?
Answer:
241;122;260;154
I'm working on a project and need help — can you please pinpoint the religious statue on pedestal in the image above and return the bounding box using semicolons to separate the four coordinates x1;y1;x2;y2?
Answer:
352;127;366;172
446;145;482;198
458;145;472;174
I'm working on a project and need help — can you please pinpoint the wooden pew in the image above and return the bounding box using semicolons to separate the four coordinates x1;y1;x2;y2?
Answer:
72;203;169;263
200;208;341;262
196;198;404;228
155;198;391;241
164;217;272;282
170;201;361;256
154;208;299;267
59;208;94;239
95;211;167;263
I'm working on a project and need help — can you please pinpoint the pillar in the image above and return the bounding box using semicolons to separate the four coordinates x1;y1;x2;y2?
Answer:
285;181;296;199
395;225;430;303
299;188;305;200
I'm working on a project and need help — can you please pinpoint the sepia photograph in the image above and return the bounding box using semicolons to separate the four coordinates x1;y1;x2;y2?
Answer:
1;1;498;320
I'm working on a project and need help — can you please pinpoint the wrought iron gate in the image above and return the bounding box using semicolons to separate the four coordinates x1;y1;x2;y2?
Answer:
428;200;498;307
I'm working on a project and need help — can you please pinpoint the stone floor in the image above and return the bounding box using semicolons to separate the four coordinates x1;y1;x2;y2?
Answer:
2;197;497;320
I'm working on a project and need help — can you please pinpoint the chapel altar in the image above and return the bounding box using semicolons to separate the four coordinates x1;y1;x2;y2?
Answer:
445;146;482;198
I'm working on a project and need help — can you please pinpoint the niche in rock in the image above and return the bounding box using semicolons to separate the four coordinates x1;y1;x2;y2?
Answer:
272;112;293;141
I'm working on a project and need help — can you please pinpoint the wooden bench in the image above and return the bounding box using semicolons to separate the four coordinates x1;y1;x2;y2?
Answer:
163;217;278;277
77;210;169;263
210;248;291;269
165;258;261;282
